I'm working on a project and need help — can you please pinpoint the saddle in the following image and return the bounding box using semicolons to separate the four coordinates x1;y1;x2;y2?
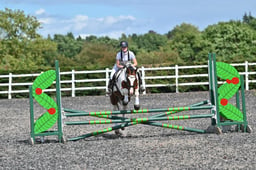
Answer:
108;66;144;94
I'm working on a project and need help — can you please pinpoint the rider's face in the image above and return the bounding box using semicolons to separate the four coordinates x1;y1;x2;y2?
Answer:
121;47;128;52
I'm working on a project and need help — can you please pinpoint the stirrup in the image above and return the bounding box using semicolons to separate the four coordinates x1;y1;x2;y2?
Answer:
107;84;113;94
107;87;112;94
107;79;114;93
107;89;112;95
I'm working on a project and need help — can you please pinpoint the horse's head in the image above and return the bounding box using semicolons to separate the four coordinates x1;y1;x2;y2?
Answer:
121;64;138;95
111;63;140;110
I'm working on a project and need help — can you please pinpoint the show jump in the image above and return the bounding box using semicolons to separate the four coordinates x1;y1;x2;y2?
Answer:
29;53;251;145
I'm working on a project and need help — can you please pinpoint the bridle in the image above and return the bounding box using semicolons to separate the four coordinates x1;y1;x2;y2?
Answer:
121;65;138;92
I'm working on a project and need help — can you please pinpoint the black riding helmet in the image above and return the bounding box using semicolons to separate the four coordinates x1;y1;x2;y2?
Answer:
120;41;128;48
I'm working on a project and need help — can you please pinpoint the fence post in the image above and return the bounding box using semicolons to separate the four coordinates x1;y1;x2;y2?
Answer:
106;68;109;94
175;65;179;93
141;66;146;95
8;73;12;99
245;61;249;90
71;70;75;97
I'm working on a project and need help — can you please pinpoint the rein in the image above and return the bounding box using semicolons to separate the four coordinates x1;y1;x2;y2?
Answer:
112;66;138;98
122;66;138;90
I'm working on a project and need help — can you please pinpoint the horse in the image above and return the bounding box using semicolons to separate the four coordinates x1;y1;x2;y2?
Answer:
109;63;141;135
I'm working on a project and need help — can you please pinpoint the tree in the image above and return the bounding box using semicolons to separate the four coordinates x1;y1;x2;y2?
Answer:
52;33;84;58
74;42;116;69
167;23;200;41
0;8;40;40
135;31;168;52
0;8;58;71
167;23;208;63
243;12;256;30
202;21;256;62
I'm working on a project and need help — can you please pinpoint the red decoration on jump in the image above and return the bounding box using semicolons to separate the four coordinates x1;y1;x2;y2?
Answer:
226;77;239;85
232;77;239;84
35;88;42;95
226;79;232;84
48;108;56;115
220;99;228;106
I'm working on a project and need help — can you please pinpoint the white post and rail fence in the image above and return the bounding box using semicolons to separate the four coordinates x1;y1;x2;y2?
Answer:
0;61;256;99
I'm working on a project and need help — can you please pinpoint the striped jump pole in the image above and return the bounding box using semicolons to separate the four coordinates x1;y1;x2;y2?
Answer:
67;116;211;141
150;100;210;118
64;105;213;117
65;114;214;125
89;100;210;119
66;100;213;141
88;100;210;121
68;123;128;141
144;122;206;133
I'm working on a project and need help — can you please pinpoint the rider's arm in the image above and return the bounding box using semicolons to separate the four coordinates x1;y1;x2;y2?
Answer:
116;60;124;68
130;51;137;67
116;52;124;68
132;58;137;67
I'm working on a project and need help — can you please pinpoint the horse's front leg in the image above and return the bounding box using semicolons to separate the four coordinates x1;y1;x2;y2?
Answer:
122;88;129;105
113;102;123;136
134;88;140;110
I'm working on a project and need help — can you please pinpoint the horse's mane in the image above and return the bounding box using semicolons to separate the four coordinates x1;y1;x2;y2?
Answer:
125;64;136;72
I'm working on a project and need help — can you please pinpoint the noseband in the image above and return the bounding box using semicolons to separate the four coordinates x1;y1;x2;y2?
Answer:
121;66;138;90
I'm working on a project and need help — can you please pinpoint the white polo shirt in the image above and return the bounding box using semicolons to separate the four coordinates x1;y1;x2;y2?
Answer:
113;50;136;71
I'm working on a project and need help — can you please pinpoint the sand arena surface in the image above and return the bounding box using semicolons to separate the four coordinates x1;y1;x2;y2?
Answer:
0;91;256;169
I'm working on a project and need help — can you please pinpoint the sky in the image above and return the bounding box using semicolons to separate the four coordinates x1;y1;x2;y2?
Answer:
1;0;256;39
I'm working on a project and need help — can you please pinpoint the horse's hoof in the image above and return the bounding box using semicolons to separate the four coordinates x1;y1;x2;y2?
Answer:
134;105;140;110
115;130;123;136
122;101;128;105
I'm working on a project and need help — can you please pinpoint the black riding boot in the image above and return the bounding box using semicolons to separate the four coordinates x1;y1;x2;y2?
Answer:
108;79;113;94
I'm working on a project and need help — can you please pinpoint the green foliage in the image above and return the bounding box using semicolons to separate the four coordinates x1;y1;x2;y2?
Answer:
52;33;84;58
0;37;58;70
133;31;168;52
0;8;58;71
73;42;116;69
167;23;209;64
137;50;181;67
1;7;256;95
243;12;256;30
202;21;256;62
0;8;40;40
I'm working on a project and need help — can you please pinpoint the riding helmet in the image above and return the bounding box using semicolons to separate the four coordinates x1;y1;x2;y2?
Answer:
120;41;128;48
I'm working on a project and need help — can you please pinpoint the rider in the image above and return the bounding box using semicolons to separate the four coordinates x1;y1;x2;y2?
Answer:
108;41;144;93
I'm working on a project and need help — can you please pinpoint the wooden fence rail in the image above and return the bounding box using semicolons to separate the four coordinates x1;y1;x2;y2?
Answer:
0;61;256;99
